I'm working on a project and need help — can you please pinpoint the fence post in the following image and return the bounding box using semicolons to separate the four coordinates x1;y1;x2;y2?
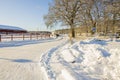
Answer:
45;35;47;39
23;34;25;40
11;34;13;41
36;34;38;40
0;35;1;42
49;34;50;38
30;34;32;40
40;35;42;39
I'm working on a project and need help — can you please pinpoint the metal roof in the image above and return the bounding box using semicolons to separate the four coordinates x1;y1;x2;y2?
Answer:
0;25;26;31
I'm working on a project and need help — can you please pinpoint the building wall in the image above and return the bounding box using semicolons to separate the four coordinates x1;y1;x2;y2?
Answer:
0;29;27;34
28;31;51;35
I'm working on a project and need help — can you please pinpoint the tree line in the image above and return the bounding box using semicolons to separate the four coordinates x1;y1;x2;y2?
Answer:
44;0;120;38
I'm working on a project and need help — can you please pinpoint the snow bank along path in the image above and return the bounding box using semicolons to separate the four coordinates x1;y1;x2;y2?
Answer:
0;38;66;80
40;38;120;80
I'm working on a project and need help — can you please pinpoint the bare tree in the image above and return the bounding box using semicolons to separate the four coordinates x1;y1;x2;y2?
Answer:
103;0;120;40
79;0;94;35
44;0;119;40
80;0;104;35
44;0;82;39
104;0;120;33
80;0;119;36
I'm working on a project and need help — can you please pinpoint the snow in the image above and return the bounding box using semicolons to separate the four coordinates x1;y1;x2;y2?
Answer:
0;38;56;48
61;69;77;80
40;38;120;80
0;25;25;31
40;38;68;80
1;36;120;80
0;37;66;80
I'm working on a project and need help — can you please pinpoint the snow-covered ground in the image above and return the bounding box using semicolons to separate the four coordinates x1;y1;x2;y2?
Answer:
0;38;61;48
40;38;120;80
0;37;67;80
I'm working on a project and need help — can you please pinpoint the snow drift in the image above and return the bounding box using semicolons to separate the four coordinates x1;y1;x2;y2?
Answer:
40;38;120;80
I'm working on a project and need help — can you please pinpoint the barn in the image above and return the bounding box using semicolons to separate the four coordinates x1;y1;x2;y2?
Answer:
0;25;27;34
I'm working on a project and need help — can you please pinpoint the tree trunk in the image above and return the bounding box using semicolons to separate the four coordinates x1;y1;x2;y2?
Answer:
70;26;75;38
69;25;75;44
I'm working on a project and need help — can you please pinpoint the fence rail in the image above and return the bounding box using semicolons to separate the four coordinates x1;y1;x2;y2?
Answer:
0;34;50;42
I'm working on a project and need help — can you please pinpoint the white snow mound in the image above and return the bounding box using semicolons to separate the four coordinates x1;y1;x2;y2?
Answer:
40;38;120;80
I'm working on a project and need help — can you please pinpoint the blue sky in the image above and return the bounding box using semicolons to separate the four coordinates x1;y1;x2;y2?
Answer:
0;0;56;31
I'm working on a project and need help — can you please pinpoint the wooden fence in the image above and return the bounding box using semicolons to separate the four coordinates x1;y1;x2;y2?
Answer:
0;34;50;42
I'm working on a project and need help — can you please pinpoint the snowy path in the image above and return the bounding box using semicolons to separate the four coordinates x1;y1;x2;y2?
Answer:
0;38;66;80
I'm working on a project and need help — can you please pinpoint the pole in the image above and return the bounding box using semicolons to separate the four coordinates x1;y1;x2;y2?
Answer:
30;34;32;40
11;34;13;41
23;34;25;40
36;34;38;40
0;35;1;42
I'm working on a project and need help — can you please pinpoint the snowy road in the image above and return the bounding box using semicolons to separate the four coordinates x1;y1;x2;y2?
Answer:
0;38;65;80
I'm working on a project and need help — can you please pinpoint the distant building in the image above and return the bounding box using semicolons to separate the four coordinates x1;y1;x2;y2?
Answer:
0;25;27;34
28;31;51;35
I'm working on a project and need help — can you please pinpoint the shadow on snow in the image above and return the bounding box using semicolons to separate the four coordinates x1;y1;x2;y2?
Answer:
0;58;35;63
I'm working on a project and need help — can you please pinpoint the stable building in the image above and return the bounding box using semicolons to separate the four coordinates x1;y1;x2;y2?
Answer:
0;25;27;34
28;31;51;35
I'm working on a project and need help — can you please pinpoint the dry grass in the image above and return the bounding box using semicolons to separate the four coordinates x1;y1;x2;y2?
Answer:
75;36;90;41
75;36;110;41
